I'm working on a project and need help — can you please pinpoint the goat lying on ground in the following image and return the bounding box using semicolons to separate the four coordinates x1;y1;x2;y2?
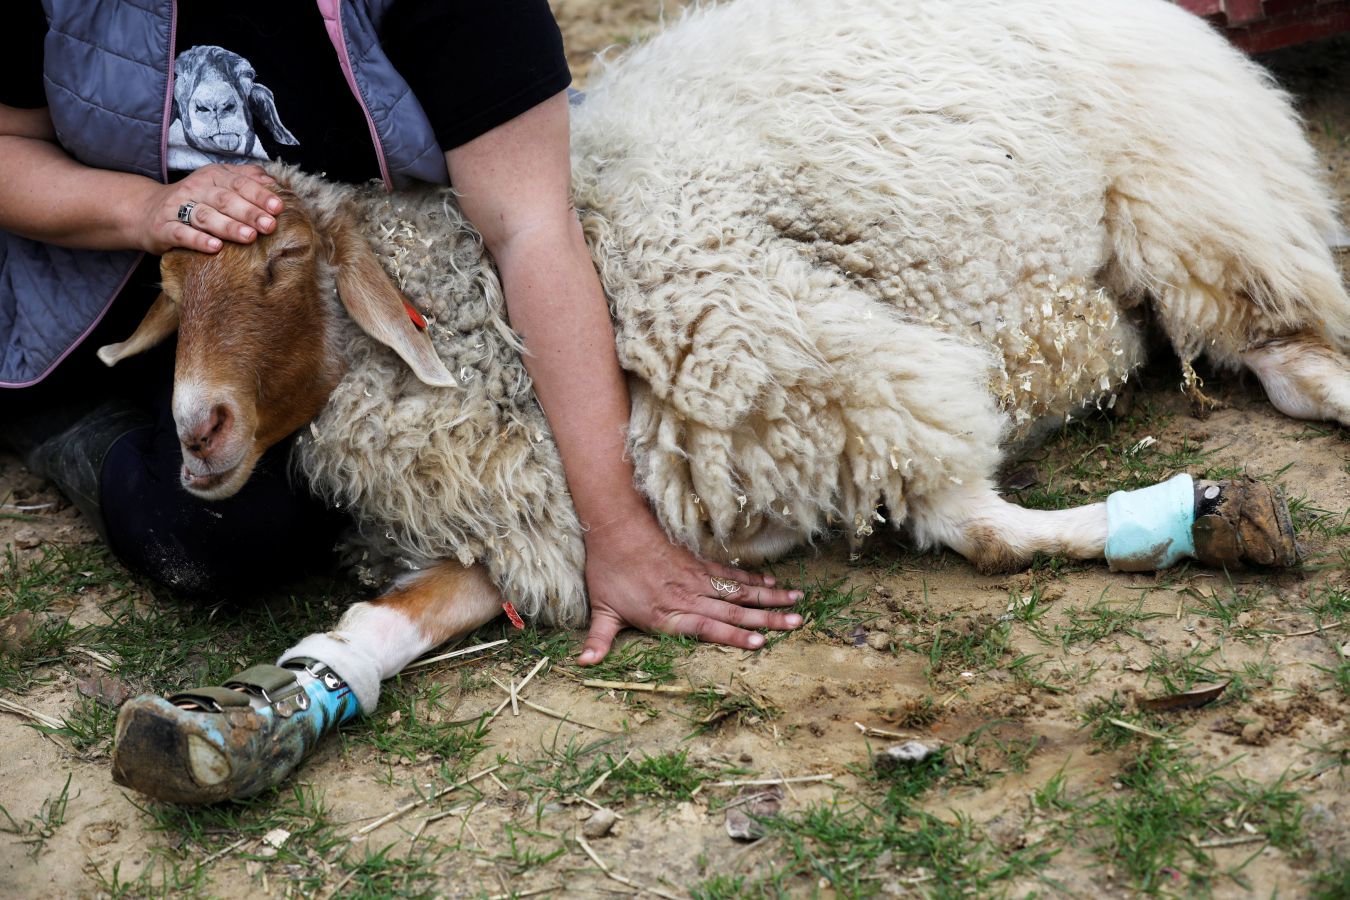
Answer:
108;0;1345;802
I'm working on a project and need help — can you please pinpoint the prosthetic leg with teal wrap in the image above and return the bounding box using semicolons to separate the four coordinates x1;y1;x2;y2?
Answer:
1106;473;1297;572
1106;473;1197;571
112;659;360;804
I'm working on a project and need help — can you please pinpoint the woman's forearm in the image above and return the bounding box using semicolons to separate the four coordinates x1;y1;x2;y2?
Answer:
492;222;650;533
447;91;802;660
0;104;55;141
1;103;281;255
0;133;158;250
446;92;649;532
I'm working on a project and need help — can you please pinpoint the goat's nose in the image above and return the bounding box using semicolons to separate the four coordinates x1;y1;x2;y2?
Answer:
180;403;234;460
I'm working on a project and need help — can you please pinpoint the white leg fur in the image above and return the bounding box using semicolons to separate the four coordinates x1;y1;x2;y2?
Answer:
1243;334;1350;426
909;483;1108;574
281;604;421;713
279;561;502;713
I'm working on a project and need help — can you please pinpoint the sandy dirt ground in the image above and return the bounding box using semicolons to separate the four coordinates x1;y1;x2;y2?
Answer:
2;3;1348;898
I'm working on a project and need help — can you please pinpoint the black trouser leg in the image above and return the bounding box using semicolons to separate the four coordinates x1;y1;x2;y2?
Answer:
99;386;345;594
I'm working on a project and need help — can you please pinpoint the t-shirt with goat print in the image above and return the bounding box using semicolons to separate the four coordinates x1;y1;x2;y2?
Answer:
167;45;299;171
4;2;572;186
166;3;384;183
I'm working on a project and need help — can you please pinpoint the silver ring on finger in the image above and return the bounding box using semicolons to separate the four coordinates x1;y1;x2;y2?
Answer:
176;201;198;227
710;576;741;596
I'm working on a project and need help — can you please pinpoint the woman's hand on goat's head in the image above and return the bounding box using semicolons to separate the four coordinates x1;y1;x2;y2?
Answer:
129;163;283;255
577;509;804;665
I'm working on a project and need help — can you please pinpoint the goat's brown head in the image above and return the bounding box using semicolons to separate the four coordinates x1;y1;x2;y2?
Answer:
97;185;455;500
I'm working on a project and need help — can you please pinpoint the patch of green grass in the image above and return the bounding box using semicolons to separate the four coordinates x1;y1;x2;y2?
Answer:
690;874;754;900
973;729;1041;780
0;543;134;692
127;783;364;896
1008;653;1069;695
1057;593;1160;648
1309;856;1350;900
1144;643;1228;696
492;821;567;875
1025;552;1091;581
1288;494;1350;541
1013;400;1236;511
580;633;694;685
503;737;736;816
1031;766;1078;816
918;615;1010;679
513;626;580;663
354;676;490;778
1312;655;1350;699
1178;578;1266;629
0;773;71;857
732;792;1054;896
1087;740;1307;893
693;731;1057;896
605;749;717;803
688;679;781;733
38;695;118;756
143;780;451;898
504;732;625;808
1307;584;1350;627
89;856;210;898
1080;692;1168;751
331;841;447;899
765;571;875;646
1219;655;1277;704
1006;582;1055;629
85;586;351;696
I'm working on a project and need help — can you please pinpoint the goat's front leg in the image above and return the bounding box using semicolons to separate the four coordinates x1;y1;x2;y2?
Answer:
909;475;1297;574
1243;332;1350;426
112;561;503;804
278;561;504;713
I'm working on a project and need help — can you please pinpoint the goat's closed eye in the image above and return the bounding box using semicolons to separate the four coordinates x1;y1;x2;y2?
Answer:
264;243;310;283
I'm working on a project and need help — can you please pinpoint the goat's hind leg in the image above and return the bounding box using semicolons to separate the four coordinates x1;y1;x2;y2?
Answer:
1243;331;1350;427
910;475;1297;575
111;561;503;804
909;484;1110;574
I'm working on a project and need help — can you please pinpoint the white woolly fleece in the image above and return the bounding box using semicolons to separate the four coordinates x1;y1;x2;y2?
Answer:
283;0;1348;627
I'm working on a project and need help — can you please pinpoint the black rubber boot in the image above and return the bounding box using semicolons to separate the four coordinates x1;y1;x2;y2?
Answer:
15;400;153;542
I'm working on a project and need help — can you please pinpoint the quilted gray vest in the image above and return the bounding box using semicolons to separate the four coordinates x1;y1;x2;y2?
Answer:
0;0;448;388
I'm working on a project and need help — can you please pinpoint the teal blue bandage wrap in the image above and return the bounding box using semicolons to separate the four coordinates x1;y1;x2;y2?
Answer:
1105;473;1196;572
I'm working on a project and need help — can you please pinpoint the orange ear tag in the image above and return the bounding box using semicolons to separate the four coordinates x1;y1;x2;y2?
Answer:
502;602;526;630
404;301;428;330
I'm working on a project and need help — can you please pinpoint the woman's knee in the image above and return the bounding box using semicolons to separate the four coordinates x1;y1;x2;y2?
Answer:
99;427;343;593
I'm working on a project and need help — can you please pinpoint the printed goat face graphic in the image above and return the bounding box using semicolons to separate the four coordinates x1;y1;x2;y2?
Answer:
172;45;298;159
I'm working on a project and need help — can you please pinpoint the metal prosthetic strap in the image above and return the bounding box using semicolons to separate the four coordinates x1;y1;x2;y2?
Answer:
169;660;359;724
1105;473;1197;572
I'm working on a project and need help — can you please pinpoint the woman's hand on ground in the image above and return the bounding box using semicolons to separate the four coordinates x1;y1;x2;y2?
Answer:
577;510;804;665
129;164;283;254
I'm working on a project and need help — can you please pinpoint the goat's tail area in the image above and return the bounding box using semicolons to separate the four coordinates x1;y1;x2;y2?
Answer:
1092;1;1350;368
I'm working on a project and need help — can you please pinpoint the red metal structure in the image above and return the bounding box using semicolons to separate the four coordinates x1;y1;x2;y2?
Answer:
1175;0;1350;52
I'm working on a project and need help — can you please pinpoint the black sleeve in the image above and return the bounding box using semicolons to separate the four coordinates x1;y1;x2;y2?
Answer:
381;0;573;151
0;3;49;109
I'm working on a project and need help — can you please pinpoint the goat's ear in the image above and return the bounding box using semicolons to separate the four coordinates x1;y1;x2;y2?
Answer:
248;82;299;147
330;215;457;388
96;291;179;367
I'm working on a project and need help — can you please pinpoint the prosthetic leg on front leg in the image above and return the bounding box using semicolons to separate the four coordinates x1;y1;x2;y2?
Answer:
110;602;415;805
111;658;362;804
111;562;502;804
